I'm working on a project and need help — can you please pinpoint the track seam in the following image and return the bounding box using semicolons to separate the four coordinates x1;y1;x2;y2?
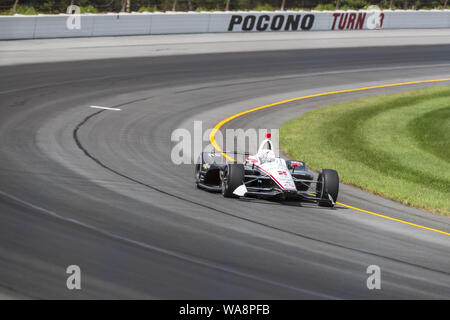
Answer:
0;189;336;299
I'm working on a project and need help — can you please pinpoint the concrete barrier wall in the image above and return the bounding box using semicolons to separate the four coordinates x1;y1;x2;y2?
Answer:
0;10;449;40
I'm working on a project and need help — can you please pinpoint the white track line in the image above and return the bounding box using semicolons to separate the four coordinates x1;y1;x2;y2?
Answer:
90;105;121;111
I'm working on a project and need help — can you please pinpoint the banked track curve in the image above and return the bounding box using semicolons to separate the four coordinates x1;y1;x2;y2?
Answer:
0;45;449;298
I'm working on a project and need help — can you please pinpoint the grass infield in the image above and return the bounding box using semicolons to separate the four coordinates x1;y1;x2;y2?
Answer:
280;86;450;216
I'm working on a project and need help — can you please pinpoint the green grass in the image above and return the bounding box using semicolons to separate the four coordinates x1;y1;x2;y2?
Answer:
280;86;450;216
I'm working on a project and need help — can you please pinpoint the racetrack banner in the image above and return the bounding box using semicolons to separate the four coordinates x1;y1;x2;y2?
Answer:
1;10;449;40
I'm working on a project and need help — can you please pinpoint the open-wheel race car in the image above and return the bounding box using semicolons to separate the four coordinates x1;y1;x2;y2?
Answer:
195;133;339;207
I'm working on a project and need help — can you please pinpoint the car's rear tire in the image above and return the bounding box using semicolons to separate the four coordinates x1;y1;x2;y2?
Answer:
195;164;201;188
221;164;245;198
316;169;339;207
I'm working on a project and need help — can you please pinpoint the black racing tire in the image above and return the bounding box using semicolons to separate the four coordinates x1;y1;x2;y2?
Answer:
194;163;201;188
316;169;339;207
221;164;245;198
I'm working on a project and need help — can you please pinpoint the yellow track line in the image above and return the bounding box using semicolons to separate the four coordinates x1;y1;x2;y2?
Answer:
209;78;450;236
337;202;450;236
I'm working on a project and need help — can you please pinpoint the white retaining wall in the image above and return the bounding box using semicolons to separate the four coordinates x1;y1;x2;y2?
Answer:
0;10;449;40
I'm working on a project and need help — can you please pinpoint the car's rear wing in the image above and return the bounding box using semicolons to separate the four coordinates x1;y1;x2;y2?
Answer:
200;150;250;165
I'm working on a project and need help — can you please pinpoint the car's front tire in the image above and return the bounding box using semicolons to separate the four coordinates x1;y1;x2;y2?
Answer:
221;164;245;198
316;169;339;207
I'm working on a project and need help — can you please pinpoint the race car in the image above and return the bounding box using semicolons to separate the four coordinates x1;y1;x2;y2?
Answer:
195;133;339;207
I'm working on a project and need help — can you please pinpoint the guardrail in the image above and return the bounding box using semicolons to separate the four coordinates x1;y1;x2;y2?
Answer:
1;10;449;40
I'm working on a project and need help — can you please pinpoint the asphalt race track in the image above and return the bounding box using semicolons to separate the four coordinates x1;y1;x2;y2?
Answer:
0;38;450;299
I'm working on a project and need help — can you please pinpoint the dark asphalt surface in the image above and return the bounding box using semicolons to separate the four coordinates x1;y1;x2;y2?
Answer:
0;45;449;299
